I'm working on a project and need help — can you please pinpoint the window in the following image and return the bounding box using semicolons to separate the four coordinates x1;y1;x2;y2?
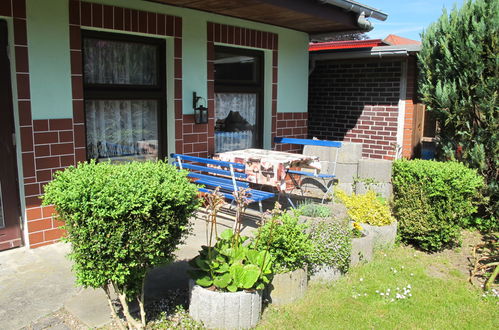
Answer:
214;46;263;153
82;31;166;161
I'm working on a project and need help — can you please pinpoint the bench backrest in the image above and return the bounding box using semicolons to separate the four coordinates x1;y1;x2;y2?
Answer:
274;137;342;148
171;153;248;191
273;137;342;175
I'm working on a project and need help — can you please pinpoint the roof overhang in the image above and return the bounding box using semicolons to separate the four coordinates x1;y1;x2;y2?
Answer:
144;0;387;34
311;44;422;60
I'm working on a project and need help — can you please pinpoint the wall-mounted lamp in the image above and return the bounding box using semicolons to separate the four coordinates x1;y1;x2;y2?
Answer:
193;92;208;124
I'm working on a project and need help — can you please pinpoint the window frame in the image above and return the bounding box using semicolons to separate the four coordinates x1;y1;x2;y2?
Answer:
81;30;167;160
214;46;264;149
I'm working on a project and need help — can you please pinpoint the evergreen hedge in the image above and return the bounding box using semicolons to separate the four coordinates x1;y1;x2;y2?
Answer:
418;0;498;226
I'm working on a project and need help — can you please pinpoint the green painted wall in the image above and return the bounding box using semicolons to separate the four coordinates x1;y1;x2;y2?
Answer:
26;0;309;120
27;0;73;120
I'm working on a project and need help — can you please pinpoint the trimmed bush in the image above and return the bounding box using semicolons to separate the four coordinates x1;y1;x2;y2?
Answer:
392;159;484;251
42;161;200;328
335;189;395;226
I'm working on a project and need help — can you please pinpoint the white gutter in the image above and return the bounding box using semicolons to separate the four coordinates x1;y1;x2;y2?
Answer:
320;0;388;21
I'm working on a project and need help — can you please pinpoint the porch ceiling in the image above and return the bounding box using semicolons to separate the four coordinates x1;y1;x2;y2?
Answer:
145;0;360;33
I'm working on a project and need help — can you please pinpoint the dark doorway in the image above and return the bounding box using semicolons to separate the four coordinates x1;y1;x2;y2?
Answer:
214;46;264;153
0;20;23;250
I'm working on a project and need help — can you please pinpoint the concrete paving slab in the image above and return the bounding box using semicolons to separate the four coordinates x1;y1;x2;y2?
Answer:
63;289;111;328
0;205;268;329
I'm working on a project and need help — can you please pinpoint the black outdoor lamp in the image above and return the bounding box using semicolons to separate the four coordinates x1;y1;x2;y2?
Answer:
193;92;208;124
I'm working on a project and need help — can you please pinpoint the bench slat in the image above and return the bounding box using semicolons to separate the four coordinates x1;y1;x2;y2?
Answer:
173;162;247;179
274;137;342;148
287;169;335;178
171;153;245;170
187;172;250;188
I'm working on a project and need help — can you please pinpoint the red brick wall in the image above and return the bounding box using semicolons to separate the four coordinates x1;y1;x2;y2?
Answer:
308;59;401;160
402;57;418;158
274;112;308;153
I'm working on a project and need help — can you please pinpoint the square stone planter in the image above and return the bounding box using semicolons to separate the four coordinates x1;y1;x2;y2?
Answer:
361;221;398;248
350;230;374;266
188;280;262;329
264;267;308;306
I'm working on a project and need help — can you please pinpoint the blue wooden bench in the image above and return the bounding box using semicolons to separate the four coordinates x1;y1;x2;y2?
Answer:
171;153;274;213
273;137;342;203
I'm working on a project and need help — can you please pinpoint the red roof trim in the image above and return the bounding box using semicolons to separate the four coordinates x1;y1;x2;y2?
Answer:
309;39;385;51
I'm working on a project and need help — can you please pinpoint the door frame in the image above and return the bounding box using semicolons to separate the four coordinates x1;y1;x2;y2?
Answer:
0;19;23;250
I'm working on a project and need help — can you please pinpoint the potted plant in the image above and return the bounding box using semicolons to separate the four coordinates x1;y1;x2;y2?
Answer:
307;220;351;282
253;204;313;305
188;229;273;329
350;221;374;266
188;189;273;329
336;189;397;248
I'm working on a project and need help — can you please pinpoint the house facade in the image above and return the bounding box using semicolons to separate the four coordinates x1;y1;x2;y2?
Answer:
308;37;421;160
0;0;386;250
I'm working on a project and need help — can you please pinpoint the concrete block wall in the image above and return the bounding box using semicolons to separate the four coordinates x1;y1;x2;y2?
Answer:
303;142;392;198
308;59;401;160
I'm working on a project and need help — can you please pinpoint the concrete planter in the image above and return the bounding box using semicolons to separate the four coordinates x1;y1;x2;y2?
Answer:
188;280;262;329
309;265;343;282
350;230;374;266
361;222;398;248
265;267;308;305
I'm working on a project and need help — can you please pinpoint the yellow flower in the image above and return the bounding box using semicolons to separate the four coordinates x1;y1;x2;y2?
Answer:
353;222;363;231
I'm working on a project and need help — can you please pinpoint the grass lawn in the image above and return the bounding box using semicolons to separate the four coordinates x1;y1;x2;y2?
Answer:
258;242;498;329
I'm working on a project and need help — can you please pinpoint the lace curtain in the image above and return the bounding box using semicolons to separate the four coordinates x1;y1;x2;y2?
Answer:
83;38;157;85
215;93;256;124
86;100;158;161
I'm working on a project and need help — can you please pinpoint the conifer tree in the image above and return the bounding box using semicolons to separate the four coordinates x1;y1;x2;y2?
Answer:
418;0;498;226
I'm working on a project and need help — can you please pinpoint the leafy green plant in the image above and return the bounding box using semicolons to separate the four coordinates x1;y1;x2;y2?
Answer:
254;204;313;273
335;189;395;226
392;159;485;251
298;200;332;218
308;220;351;274
189;229;273;292
42;160;200;328
418;0;498;226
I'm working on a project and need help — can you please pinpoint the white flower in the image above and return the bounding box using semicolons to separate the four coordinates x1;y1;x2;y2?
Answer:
359;278;364;282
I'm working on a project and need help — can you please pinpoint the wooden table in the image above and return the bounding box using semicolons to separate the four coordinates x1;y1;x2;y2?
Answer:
214;148;321;191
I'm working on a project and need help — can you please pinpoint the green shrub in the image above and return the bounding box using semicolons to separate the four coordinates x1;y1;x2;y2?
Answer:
335;189;395;226
308;221;351;274
42;160;200;328
392;159;484;251
189;229;273;292
254;207;313;273
298;201;332;218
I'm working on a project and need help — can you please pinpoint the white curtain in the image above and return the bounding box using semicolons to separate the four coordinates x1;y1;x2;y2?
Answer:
83;38;157;85
86;100;158;160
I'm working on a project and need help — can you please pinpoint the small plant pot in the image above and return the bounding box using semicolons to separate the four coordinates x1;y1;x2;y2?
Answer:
188;280;262;329
350;230;374;266
309;265;343;282
264;267;308;305
361;222;397;248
